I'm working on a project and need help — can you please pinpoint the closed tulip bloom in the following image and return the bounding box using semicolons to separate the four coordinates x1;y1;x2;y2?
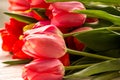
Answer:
24;25;62;37
28;0;50;8
22;59;64;80
8;0;30;11
22;33;66;58
48;1;86;28
22;25;66;58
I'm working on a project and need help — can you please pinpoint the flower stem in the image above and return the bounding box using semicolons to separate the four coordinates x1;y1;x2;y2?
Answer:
63;32;75;38
65;64;93;71
63;27;120;38
67;48;116;60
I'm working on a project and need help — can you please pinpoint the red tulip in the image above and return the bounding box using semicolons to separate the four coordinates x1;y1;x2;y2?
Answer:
48;1;86;28
22;25;66;58
8;0;30;11
66;27;93;51
5;18;27;37
22;59;64;80
12;40;32;59
59;53;70;66
85;18;99;24
72;27;93;51
1;30;18;51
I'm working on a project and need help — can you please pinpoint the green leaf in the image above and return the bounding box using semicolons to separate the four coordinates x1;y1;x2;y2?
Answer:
74;27;120;51
4;12;38;24
71;57;103;65
85;3;120;16
65;64;93;71
32;8;48;19
92;72;120;80
73;10;120;26
45;0;120;5
67;48;115;60
65;59;120;79
98;49;120;58
3;59;32;65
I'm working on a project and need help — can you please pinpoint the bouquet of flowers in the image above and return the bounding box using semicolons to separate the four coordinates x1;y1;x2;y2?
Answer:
1;0;120;80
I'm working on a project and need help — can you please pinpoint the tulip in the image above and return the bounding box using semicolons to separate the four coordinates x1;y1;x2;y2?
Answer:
47;1;86;28
32;20;50;29
22;25;66;58
22;59;64;80
5;18;27;37
24;24;62;37
1;30;18;51
65;27;93;51
8;0;50;11
22;33;66;58
59;53;70;66
12;40;32;59
8;0;30;11
72;27;93;51
28;0;50;8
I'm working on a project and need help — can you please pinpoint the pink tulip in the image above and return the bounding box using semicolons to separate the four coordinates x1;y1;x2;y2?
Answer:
47;1;86;28
66;27;93;51
28;0;50;8
24;24;62;37
8;0;30;11
22;25;66;58
22;59;64;80
72;27;93;33
32;20;51;29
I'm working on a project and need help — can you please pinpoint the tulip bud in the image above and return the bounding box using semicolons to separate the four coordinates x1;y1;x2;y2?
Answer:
22;59;64;80
47;1;86;28
24;25;62;37
28;0;50;8
22;25;66;58
8;0;30;11
32;21;50;29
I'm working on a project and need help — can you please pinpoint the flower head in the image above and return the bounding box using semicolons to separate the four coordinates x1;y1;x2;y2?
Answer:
22;59;64;80
22;25;66;58
47;1;86;28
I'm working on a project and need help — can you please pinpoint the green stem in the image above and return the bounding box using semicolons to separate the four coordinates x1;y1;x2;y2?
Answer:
65;64;93;71
63;27;120;38
45;0;120;4
63;32;75;38
67;48;116;60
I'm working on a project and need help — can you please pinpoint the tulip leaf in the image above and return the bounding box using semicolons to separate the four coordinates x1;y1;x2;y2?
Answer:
92;72;120;80
85;4;120;16
3;59;32;65
73;10;120;26
45;0;120;5
65;59;120;79
74;27;120;51
4;12;38;24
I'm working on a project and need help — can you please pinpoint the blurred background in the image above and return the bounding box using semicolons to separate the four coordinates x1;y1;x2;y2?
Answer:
0;0;9;28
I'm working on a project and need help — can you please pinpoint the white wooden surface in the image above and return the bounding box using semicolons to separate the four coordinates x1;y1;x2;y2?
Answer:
0;0;9;27
0;39;23;80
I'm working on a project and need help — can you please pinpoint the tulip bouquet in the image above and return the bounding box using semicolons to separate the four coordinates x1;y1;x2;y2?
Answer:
1;0;120;80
